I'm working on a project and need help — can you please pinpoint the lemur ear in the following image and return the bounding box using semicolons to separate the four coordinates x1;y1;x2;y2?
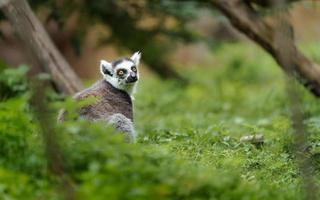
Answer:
100;60;113;76
131;51;141;66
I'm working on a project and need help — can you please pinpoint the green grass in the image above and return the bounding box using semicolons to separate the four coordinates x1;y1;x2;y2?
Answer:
0;42;320;199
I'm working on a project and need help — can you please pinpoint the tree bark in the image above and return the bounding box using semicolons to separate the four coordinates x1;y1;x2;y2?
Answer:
211;0;320;97
245;0;301;7
0;0;83;95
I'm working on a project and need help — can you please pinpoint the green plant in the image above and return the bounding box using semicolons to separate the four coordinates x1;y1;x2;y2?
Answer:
0;42;319;199
0;65;29;100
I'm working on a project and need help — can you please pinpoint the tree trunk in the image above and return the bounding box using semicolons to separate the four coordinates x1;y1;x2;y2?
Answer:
211;0;320;97
0;0;83;95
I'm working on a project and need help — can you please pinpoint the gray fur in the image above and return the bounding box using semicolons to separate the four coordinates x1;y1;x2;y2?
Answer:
107;114;136;142
73;80;136;141
74;80;133;121
59;52;141;142
100;53;140;95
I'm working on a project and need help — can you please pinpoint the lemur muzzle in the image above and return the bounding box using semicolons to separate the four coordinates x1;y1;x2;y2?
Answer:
127;72;137;83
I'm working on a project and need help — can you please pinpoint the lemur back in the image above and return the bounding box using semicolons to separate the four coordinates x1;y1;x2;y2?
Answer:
74;80;133;121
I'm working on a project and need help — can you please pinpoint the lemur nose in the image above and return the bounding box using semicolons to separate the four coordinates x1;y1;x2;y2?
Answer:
130;72;136;77
126;72;138;83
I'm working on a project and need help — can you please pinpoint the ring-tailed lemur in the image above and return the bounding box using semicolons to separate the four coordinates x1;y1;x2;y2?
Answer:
58;52;141;142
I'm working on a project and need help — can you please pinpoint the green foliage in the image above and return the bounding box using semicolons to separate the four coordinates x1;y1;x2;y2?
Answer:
0;168;35;200
1;43;320;199
0;65;29;100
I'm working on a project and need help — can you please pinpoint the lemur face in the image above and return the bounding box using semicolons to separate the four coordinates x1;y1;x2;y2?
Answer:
100;51;141;95
114;58;139;83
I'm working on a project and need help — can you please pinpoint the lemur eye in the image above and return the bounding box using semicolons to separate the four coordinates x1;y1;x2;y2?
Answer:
131;66;137;72
117;69;127;76
118;69;124;76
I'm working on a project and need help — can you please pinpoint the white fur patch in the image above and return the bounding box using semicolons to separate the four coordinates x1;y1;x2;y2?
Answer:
114;60;136;73
105;75;137;96
113;60;138;96
100;52;141;98
131;51;141;66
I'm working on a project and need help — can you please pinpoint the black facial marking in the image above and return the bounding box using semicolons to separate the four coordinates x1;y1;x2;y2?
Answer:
117;68;127;78
131;66;137;72
112;58;134;68
102;66;113;76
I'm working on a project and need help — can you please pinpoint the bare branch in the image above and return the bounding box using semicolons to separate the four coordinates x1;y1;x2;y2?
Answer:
272;1;318;199
211;0;320;97
246;0;301;7
0;0;83;95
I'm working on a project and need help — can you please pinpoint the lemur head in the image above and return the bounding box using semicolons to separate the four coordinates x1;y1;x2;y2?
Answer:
100;51;141;95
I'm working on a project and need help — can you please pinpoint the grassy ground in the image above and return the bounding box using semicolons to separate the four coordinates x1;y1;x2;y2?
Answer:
0;42;320;199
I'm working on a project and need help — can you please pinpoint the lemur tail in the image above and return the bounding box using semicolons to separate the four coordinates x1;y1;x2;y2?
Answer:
107;113;136;143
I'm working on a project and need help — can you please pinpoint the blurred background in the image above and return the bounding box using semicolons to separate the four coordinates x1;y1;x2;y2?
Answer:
1;1;320;199
1;0;319;80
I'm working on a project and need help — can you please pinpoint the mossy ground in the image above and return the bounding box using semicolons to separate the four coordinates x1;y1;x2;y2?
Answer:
0;42;319;199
